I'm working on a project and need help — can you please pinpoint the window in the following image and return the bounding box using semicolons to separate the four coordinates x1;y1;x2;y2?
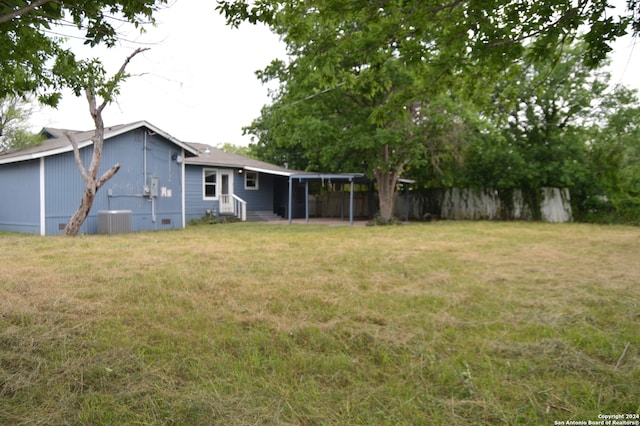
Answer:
245;171;259;190
203;169;217;199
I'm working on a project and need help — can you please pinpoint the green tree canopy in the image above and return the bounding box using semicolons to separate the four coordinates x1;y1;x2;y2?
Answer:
232;0;624;220
224;0;639;221
0;0;167;105
0;96;43;152
219;0;637;68
465;43;606;185
583;85;640;223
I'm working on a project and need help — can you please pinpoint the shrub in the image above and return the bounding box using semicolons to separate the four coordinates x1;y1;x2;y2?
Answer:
366;213;402;226
188;215;240;226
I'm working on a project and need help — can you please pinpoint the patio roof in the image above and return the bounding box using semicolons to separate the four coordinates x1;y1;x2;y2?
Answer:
289;173;415;184
286;173;413;225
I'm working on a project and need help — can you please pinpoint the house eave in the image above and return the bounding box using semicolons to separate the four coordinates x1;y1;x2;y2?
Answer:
243;166;296;177
0;140;94;165
115;121;199;156
288;173;366;181
0;120;199;165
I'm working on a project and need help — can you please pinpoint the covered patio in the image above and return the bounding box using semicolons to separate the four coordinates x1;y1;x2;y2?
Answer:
286;173;413;225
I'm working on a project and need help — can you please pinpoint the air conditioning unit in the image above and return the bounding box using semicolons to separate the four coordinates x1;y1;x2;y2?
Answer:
98;210;132;234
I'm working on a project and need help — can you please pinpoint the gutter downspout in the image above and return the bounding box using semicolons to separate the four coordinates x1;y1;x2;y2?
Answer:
143;130;148;182
151;196;156;228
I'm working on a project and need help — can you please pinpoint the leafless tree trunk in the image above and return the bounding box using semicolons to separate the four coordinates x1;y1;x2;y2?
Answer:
64;48;147;236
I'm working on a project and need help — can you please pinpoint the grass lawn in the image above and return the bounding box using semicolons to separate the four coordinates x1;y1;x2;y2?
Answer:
0;221;638;425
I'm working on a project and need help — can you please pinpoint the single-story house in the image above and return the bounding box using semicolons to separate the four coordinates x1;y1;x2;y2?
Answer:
0;121;366;235
184;141;294;223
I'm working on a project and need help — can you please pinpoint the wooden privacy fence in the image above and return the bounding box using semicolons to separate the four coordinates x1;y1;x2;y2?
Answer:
305;187;572;222
308;191;372;218
393;187;572;222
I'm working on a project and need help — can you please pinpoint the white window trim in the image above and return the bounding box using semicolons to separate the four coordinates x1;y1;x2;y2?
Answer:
203;168;218;200
244;170;259;190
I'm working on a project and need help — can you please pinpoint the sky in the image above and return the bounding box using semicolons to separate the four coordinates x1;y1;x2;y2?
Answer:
30;0;639;147
32;0;287;146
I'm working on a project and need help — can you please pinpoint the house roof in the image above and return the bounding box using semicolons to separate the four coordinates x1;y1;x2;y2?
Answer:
0;120;298;177
184;142;299;177
0;121;386;182
0;121;199;165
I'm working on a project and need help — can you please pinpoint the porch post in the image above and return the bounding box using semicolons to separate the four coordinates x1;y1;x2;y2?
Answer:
405;183;410;222
349;179;354;226
340;183;345;220
305;179;309;223
288;176;293;224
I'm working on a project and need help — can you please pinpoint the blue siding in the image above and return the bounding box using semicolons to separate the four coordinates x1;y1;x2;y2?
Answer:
185;165;219;222
273;176;292;217
1;125;297;234
0;160;41;234
44;145;92;234
233;172;275;211
43;128;184;235
184;166;281;222
102;130;184;233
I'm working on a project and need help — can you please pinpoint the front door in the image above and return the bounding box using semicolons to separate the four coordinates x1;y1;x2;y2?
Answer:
219;171;234;214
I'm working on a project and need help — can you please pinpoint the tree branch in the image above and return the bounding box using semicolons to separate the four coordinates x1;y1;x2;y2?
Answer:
97;164;121;189
484;4;585;49
0;0;57;24
85;87;99;122
64;131;91;184
97;47;150;115
425;0;464;16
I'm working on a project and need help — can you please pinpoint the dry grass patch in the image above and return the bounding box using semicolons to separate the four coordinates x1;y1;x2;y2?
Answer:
1;222;639;425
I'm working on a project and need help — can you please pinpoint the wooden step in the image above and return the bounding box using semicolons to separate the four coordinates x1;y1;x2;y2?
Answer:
245;211;284;222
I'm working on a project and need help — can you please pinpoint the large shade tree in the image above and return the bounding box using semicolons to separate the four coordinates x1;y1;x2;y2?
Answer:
220;0;636;221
